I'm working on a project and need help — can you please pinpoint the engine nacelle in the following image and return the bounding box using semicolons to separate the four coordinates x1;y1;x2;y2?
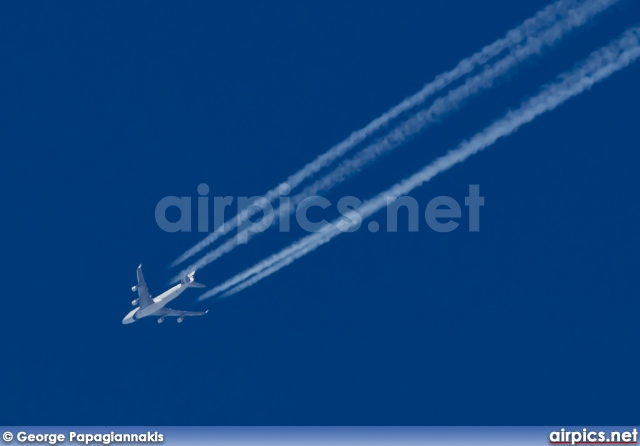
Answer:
131;299;139;307
158;318;165;324
177;317;184;323
131;285;138;292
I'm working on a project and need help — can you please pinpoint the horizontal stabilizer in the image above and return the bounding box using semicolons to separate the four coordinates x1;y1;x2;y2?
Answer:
180;271;205;288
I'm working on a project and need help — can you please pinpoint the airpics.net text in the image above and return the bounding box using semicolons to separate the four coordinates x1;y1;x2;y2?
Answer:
155;183;484;238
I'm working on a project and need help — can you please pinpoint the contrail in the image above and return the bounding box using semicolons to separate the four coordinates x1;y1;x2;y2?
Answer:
170;0;600;268
198;25;640;300
291;0;621;200
174;0;620;282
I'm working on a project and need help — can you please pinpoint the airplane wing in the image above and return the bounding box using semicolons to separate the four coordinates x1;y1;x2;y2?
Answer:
156;308;209;318
135;264;154;309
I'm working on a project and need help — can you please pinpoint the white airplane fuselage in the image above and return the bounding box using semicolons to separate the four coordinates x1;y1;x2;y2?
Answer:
122;282;188;324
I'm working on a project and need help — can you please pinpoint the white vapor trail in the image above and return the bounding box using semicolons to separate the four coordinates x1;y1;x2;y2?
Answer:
198;25;640;301
174;0;620;282
170;0;595;268
291;0;621;200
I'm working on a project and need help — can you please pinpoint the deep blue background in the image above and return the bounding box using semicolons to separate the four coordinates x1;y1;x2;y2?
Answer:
1;1;639;424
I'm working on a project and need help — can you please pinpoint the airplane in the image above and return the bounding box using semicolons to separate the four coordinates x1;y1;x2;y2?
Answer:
122;264;208;324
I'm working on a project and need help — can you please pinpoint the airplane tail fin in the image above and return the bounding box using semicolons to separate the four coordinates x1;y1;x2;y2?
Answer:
181;271;205;288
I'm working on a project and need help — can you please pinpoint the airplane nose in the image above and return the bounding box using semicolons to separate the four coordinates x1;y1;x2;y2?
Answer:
123;308;138;324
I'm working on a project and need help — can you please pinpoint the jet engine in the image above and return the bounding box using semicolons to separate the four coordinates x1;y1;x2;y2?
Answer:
177;317;184;323
131;299;139;307
158;318;165;324
131;285;138;292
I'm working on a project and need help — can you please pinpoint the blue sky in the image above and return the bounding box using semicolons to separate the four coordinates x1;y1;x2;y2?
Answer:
2;1;639;425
